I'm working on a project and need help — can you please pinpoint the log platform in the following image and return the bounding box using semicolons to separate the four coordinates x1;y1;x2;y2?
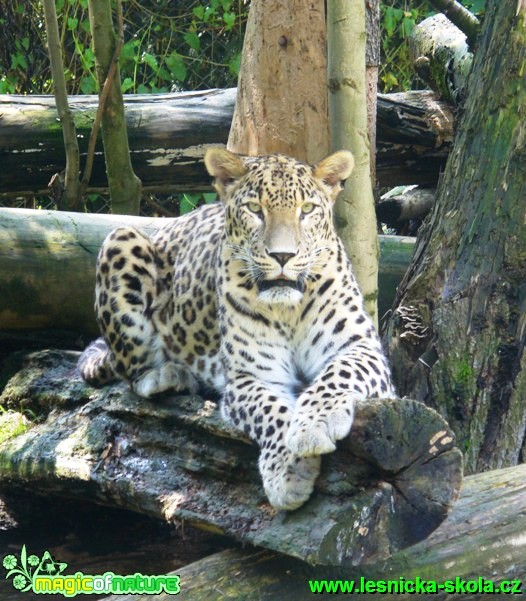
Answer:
0;349;462;568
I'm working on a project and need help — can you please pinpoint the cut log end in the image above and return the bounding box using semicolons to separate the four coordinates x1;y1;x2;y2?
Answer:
308;398;463;565
0;350;462;567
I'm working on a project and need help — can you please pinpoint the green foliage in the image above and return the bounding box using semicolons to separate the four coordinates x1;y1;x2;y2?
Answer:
0;410;30;445
0;0;248;95
179;192;217;215
0;0;487;96
380;3;429;92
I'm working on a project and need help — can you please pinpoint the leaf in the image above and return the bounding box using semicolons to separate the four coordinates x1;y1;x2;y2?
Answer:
193;5;205;20
67;17;78;31
81;18;91;34
401;16;415;38
203;192;217;204
223;11;236;30
11;53;27;70
228;52;241;76
20;545;27;571
83;47;95;69
121;77;134;93
155;67;171;82
203;5;216;22
184;31;201;51
80;76;96;94
166;52;187;82
121;40;138;62
180;194;197;214
137;83;149;94
381;71;398;92
21;37;29;51
142;52;158;71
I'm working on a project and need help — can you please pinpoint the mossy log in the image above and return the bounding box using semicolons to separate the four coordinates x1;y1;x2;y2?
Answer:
0;88;452;197
0;350;462;567
410;14;473;103
106;461;526;600
0;208;415;347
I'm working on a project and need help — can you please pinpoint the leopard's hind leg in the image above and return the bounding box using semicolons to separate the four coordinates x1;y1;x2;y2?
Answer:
84;226;198;397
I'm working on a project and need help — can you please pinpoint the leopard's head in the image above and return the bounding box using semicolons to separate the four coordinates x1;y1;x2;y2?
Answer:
205;148;354;305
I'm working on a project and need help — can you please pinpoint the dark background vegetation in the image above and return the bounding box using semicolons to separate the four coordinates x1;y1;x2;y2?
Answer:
0;0;485;215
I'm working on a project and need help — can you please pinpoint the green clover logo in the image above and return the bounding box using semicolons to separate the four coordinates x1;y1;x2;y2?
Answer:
2;545;68;593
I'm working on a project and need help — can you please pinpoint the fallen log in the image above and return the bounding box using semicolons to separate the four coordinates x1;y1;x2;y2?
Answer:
377;187;436;227
0;208;415;345
122;460;526;600
410;14;473;103
0;89;453;196
0;349;462;567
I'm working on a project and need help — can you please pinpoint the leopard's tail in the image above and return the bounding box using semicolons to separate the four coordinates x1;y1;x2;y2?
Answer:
78;338;117;386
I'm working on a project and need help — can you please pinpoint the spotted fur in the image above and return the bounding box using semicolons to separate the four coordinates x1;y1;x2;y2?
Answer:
78;149;395;510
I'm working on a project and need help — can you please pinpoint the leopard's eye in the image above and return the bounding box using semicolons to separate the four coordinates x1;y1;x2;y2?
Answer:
301;202;315;215
246;201;263;214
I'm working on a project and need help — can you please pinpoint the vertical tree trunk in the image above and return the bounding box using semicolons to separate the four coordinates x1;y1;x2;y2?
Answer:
88;0;141;215
227;0;328;163
42;0;81;211
386;0;526;474
328;0;379;326
365;0;380;187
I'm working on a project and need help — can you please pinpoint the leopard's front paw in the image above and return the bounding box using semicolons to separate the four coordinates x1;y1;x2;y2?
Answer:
132;362;198;397
286;405;355;457
261;452;320;511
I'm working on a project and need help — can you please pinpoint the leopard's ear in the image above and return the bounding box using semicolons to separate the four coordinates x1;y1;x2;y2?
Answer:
314;150;354;200
204;147;248;195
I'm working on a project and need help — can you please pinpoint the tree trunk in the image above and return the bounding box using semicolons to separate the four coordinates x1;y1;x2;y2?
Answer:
366;0;380;186
328;0;379;326
386;0;526;474
227;0;328;163
42;0;81;211
0;208;414;345
108;463;526;600
0;350;462;567
88;0;141;214
0;89;452;196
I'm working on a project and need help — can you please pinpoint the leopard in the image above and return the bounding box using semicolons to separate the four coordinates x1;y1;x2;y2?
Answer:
78;147;396;511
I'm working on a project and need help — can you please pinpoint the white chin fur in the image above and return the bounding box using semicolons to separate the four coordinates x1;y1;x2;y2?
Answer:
258;287;303;305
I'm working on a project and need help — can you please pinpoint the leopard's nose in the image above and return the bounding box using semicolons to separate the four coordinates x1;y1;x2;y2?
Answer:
268;251;296;267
